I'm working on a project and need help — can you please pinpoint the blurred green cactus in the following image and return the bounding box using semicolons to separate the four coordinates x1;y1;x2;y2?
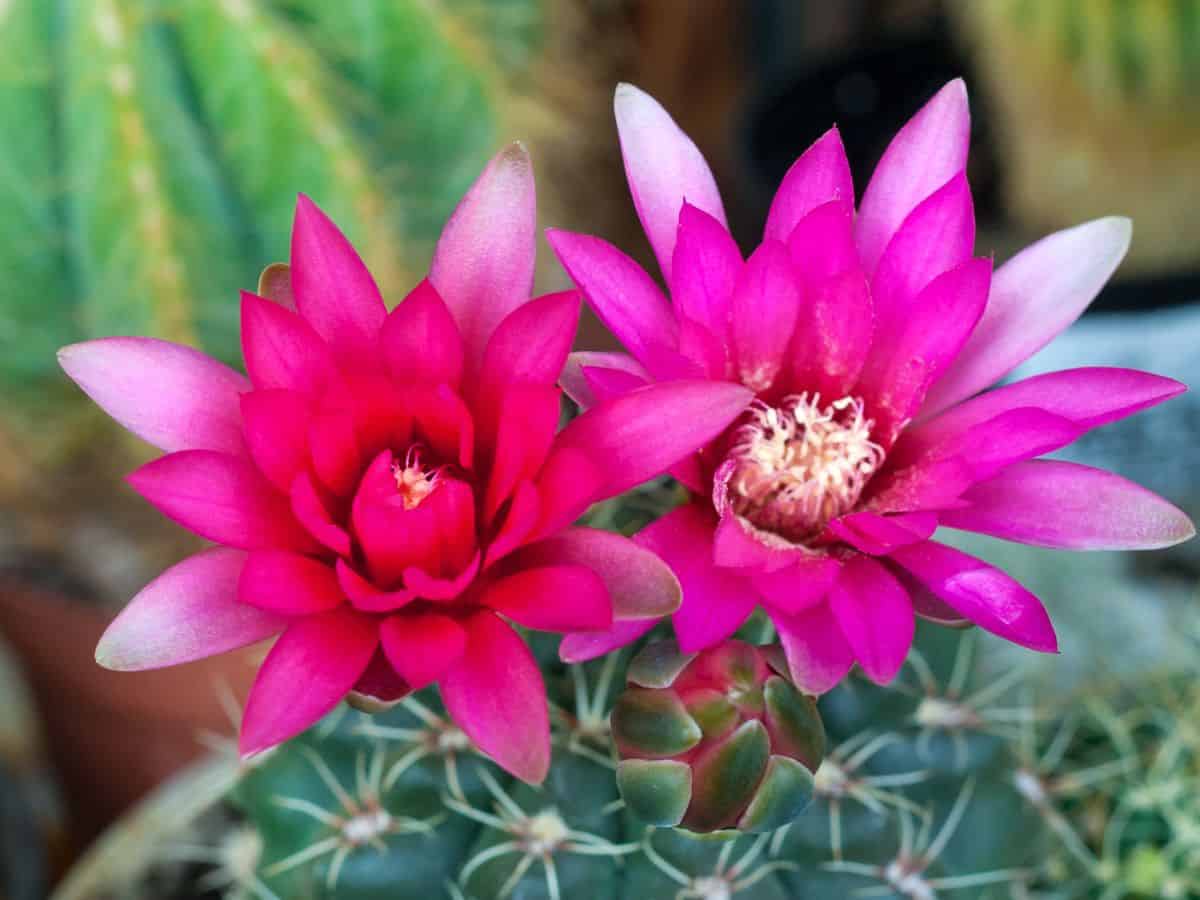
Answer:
0;0;560;413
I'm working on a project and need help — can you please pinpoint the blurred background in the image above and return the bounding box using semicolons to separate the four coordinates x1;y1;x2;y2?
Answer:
1;1;1199;897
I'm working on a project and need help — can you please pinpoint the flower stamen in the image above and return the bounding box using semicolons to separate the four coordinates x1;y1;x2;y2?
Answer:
725;393;884;542
392;446;440;510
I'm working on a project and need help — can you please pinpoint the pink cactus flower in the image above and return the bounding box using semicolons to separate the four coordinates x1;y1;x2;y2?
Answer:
554;82;1195;693
59;145;752;783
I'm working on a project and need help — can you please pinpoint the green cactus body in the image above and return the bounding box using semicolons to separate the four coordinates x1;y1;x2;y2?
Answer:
219;624;1113;899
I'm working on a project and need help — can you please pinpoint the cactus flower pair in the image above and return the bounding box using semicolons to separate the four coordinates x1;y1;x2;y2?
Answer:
60;146;752;783
555;81;1194;693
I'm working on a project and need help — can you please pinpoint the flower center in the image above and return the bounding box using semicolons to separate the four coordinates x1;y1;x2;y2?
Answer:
392;446;440;510
725;394;883;542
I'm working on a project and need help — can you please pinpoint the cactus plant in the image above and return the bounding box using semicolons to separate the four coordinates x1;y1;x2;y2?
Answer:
207;623;1063;900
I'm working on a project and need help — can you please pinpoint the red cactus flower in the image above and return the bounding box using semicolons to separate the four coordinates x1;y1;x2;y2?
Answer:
59;145;752;782
553;83;1195;693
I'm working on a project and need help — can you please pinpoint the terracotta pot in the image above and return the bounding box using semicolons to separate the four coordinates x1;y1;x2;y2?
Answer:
0;582;261;849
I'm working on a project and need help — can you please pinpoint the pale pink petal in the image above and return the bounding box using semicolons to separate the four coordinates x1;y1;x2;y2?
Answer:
59;338;247;455
560;618;658;663
379;280;465;388
730;241;801;393
827;511;938;556
481;565;612;632
290;195;386;363
856;258;991;445
750;557;841;616
241;292;338;395
430;144;536;367
764;126;855;243
786;269;873;399
511;527;682;620
240;607;379;755
240;390;310;492
549;380;753;502
380;612;466;691
546;229;680;373
637;504;757;652
290;472;352;557
129;451;316;551
95;549;282;671
921;217;1133;418
870;172;975;325
828;556;914;684
898;367;1184;464
560;351;648;410
856;79;971;275
670;202;742;339
888;541;1058;652
238;550;343;615
773;602;855;695
440;611;550;783
942;460;1196;550
614;82;726;281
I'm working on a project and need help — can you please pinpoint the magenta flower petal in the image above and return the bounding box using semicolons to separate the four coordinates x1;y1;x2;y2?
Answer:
240;292;338;395
130;450;316;551
888;541;1058;653
671;202;742;340
750;557;841;616
774;602;855;695
828;556;914;684
336;559;416;613
484;479;541;566
512;527;682;620
59;338;247;455
786;200;859;283
827;511;938;556
764;126;855;243
856;79;970;274
379;280;465;388
480;291;580;394
440;611;550;783
942;460;1195;550
290;195;387;363
864;457;975;516
240;390;310;492
560;351;648;410
380;612;466;691
638;505;757;652
551;379;753;502
308;409;362;496
239;550;344;615
730;240;800;393
856;258;991;444
711;511;805;574
921;217;1133;418
289;472;352;557
871;172;975;322
484;384;560;521
560;618;658;664
614;82;726;281
240;607;379;756
95;548;283;671
481;565;612;632
403;552;481;602
546;229;680;373
787;269;873;399
900;367;1185;466
937;408;1084;482
430;144;536;368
